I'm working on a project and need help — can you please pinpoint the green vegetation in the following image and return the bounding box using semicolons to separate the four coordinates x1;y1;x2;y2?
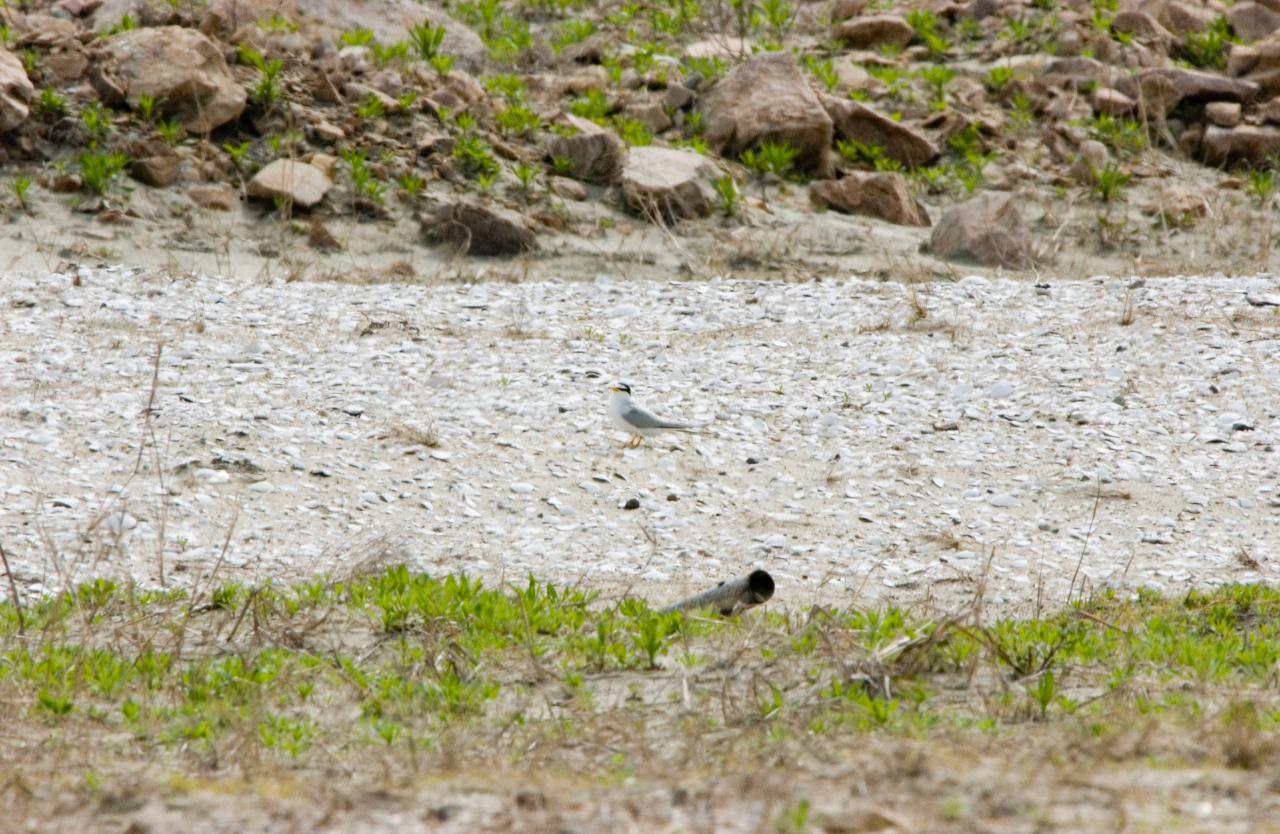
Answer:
341;148;386;204
804;55;840;92
513;161;539;199
984;65;1015;93
452;134;500;178
1084;113;1147;156
339;27;374;47
137;92;159;123
354;93;386;120
409;21;447;62
78;151;130;194
257;12;298;33
906;8;950;56
104;12;137;36
1091;162;1132;202
6;571;1280;806
239;46;285;109
80;100;112;144
8;175;33;212
741;140;798;181
570;89;611;122
1248;167;1276;206
917;65;956;111
495;104;541;137
35;88;68;121
613;117;653;146
1183;16;1235;70
712;173;741;217
398;170;427;199
836;138;902;172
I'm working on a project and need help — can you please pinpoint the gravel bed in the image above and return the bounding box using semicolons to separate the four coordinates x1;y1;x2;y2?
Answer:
2;265;1277;610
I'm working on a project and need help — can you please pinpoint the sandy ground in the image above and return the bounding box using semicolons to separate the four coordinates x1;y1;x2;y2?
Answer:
2;248;1277;616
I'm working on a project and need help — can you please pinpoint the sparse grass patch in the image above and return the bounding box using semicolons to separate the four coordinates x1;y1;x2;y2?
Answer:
239;45;285;110
1084;113;1147;156
4;573;1280;825
9;174;33;212
78;150;129;194
1183;16;1235;70
836;138;903;172
712;174;741;217
34;88;68;121
341;148;387;204
1091;161;1132;202
1248;167;1276;206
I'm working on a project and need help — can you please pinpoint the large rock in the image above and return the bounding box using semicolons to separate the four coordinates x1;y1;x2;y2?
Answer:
1093;87;1137;115
101;27;246;131
1206;100;1242;126
810;173;929;227
621;146;716;222
1227;33;1280;94
421;201;538;256
1115;68;1259;116
822;95;939;167
1110;10;1175;49
10;12;80;44
0;48;33;132
1141;0;1216;35
834;14;915;49
247;159;332;207
546;115;626;184
830;0;869;23
928;191;1033;269
1199;124;1280;165
200;0;296;38
290;0;487;72
131;154;181;187
1229;2;1280;43
91;0;201;31
697;52;833;174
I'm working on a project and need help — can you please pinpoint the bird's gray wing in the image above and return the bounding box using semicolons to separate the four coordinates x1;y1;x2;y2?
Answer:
622;403;690;430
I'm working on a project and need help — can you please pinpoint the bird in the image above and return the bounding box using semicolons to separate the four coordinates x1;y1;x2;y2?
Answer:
608;382;695;447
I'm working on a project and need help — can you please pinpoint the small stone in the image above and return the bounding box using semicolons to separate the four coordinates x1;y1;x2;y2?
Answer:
422;200;538;256
193;468;230;483
247;159;332;209
990;381;1015;398
130;155;181;187
621;145;716;221
989;493;1018;508
623;497;641;510
1092;87;1136;117
834;14;915;50
929;191;1034;269
511;482;534;494
810;172;930;226
189;185;236;211
546;114;626;184
1205;101;1242;128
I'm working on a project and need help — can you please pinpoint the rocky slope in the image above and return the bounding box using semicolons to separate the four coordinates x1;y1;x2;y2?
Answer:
0;0;1278;278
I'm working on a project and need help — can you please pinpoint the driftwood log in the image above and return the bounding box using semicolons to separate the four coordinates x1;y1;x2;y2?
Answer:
660;569;774;616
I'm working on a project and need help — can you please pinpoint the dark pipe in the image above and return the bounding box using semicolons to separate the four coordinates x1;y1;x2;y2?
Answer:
660;569;775;616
